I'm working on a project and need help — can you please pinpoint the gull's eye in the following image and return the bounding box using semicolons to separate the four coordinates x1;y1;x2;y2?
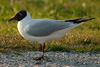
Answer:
18;13;22;16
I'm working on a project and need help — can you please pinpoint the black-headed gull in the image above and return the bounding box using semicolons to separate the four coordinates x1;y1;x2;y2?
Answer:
8;10;94;60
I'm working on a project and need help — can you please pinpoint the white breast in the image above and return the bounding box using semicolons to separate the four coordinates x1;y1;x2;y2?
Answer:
17;21;25;37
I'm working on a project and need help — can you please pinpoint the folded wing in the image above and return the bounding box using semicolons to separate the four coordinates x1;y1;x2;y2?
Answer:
24;19;74;36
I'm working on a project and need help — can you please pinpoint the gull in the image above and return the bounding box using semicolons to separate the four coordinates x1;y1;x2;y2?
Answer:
8;10;94;60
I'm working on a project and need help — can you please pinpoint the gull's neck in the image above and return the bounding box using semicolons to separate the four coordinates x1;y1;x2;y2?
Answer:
19;12;31;22
17;12;32;37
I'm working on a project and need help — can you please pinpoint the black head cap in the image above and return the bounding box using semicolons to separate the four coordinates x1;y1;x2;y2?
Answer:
8;10;27;22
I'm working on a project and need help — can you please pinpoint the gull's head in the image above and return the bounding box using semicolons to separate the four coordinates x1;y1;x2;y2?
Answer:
8;10;29;22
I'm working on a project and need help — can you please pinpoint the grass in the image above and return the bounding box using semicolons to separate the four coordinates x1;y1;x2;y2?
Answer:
0;0;100;53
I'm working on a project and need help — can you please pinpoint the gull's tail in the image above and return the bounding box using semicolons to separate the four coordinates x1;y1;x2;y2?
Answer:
64;17;95;23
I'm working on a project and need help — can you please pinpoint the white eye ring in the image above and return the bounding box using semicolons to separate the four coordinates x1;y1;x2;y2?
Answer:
19;13;22;16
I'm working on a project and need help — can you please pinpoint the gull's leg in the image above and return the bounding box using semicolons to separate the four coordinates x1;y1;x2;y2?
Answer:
41;43;45;59
43;43;45;54
33;43;45;60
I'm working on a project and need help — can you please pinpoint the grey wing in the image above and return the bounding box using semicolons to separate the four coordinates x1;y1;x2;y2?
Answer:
24;20;74;36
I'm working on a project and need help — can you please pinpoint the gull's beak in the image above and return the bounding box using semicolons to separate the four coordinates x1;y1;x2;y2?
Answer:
8;17;15;22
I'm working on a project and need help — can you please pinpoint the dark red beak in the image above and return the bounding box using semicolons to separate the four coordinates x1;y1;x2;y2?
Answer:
8;17;15;22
